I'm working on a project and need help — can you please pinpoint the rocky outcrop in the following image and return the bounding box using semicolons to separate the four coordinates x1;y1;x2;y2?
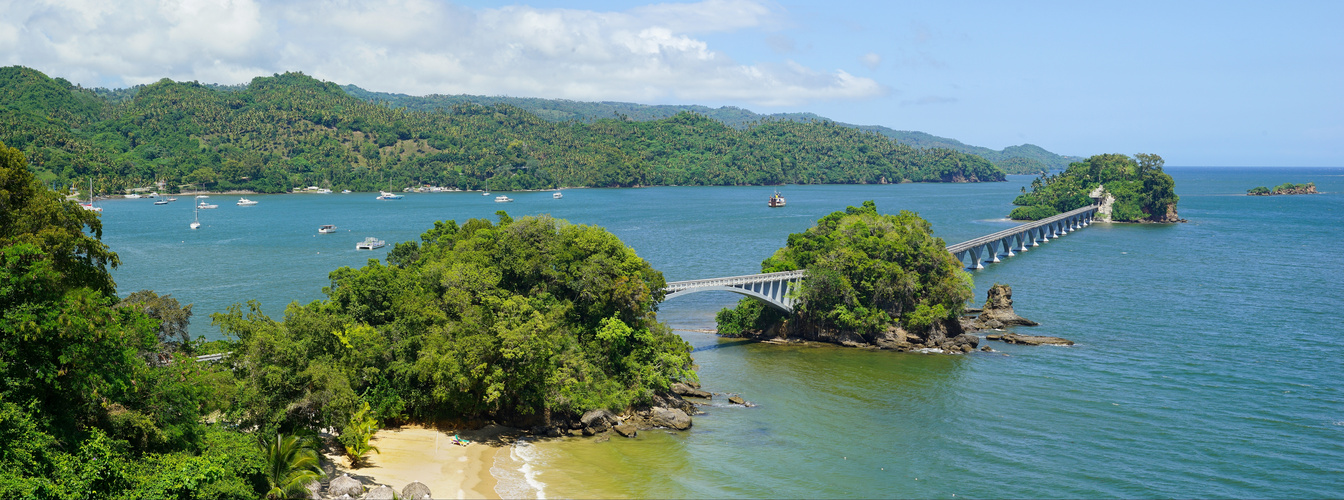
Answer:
647;407;693;430
614;423;638;437
363;485;396;500
672;382;711;399
986;333;1074;346
971;284;1038;328
580;409;618;435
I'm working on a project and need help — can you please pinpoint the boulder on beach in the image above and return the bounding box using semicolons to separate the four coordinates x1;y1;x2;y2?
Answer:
649;407;692;430
614;423;638;438
580;409;618;433
672;382;712;399
401;481;432;500
328;474;364;497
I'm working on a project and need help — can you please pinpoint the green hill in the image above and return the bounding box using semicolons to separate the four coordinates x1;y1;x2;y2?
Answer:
1;66;1005;194
344;85;1075;174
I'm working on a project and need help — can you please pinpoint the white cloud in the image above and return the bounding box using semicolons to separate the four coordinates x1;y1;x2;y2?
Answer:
1;0;882;106
861;52;880;69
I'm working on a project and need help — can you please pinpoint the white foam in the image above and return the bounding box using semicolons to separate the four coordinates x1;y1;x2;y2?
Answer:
492;439;547;499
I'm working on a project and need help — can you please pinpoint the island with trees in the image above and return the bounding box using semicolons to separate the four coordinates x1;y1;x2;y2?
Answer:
0;66;1005;196
1008;153;1181;223
715;201;984;353
1247;182;1316;196
0;141;701;498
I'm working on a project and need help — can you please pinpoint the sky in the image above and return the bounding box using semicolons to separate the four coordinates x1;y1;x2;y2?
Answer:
2;0;1340;166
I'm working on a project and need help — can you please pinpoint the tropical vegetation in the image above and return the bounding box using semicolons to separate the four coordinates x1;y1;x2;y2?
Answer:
716;201;973;339
1008;153;1178;222
1;65;1004;197
1;140;696;497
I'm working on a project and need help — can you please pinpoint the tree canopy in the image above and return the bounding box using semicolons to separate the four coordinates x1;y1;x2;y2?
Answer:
1;66;1004;196
717;201;972;339
1008;153;1178;222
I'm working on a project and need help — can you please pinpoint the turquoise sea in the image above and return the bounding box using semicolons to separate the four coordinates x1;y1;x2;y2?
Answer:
101;167;1344;498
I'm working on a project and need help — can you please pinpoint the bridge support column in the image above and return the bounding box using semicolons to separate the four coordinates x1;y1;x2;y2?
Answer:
1016;233;1029;252
968;247;984;269
986;242;1001;263
1000;237;1014;258
1039;226;1050;243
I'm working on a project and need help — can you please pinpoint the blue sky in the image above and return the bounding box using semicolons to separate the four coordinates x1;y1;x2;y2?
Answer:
2;0;1340;166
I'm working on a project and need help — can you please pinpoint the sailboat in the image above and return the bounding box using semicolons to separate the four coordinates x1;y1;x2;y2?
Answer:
190;196;206;229
80;179;102;212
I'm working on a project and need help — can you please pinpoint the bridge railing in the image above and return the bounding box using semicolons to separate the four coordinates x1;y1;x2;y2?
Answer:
944;205;1098;254
664;269;807;291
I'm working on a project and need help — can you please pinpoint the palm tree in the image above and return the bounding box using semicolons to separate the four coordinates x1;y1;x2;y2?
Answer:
262;432;324;499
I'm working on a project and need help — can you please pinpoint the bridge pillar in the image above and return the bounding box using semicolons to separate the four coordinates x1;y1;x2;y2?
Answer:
1000;237;1014;258
968;247;984;269
1030;228;1041;247
986;242;1001;263
1039;226;1050;243
1016;233;1029;252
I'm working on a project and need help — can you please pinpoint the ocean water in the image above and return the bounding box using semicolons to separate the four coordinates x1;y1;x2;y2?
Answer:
101;167;1344;498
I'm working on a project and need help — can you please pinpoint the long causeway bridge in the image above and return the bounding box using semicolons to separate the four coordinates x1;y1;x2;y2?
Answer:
663;205;1099;312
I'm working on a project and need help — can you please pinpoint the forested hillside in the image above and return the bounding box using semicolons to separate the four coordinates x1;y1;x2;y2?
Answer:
346;85;1077;174
0;66;1003;195
1009;153;1179;223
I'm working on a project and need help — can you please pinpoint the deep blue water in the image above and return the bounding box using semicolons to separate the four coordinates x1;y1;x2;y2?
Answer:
101;167;1344;498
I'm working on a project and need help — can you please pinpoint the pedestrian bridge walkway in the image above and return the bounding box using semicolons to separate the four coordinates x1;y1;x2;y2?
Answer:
662;205;1099;312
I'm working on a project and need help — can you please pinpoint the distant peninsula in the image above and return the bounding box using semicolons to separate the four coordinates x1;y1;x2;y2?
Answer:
1009;153;1182;223
1247;182;1316;196
1;66;1004;195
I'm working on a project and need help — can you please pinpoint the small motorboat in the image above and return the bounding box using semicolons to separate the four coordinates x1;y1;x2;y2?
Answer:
482;192;490;196
768;190;786;208
319;224;338;234
167;197;178;202
376;191;403;200
198;201;218;209
154;199;169;205
341;190;351;194
356;237;386;250
494;195;513;203
237;198;258;206
553;191;563;199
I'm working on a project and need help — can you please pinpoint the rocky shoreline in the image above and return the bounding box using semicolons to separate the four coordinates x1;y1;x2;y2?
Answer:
727;283;1074;352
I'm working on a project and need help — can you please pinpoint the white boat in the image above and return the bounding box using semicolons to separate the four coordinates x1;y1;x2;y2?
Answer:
124;193;141;199
80;179;102;212
356;237;386;250
198;201;218;209
495;195;513;203
319;224;338;234
341;190;351;194
317;188;332;194
376;191;404;200
482;192;490;196
553;191;563;199
191;196;207;229
237;198;258;206
154;200;169;205
167;197;178;202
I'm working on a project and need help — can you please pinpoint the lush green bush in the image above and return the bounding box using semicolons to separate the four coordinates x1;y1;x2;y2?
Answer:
717;201;972;337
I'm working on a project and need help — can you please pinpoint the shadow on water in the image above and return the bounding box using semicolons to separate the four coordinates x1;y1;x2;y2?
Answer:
690;338;755;352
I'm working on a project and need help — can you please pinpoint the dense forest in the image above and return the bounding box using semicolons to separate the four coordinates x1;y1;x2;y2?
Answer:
0;141;696;497
716;201;973;345
1008;153;1179;222
0;66;1006;196
345;85;1077;174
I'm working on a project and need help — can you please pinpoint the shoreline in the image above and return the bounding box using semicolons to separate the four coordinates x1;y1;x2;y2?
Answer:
324;424;504;499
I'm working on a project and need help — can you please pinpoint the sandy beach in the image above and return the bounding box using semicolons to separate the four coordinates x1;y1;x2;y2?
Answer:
325;425;509;499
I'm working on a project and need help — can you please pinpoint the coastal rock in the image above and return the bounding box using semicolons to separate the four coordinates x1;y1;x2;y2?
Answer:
994;333;1074;346
580;409;618;434
728;395;746;405
363;484;396;500
974;284;1039;327
672;382;712;399
401;481;432;500
614;423;638;438
648;407;693;430
328;474;364;498
306;479;322;500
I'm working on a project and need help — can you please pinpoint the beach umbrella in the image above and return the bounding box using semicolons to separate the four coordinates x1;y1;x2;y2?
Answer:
401;481;432;499
364;485;396;500
328;474;364;497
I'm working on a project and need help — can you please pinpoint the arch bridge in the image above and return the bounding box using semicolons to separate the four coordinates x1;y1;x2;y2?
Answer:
662;205;1099;312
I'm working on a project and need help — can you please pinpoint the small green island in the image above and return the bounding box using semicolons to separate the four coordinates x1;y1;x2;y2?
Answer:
1008;153;1181;223
1247;182;1316;196
715;201;985;352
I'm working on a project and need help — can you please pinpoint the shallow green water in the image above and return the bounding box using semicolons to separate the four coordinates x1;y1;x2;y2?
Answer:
102;168;1344;498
